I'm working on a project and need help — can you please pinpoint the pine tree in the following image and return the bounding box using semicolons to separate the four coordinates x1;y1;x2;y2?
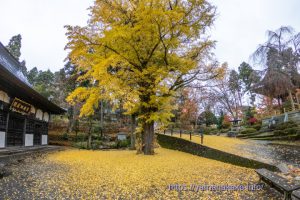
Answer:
6;34;22;60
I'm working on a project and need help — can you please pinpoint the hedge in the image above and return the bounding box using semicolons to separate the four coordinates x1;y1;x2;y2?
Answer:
240;128;257;135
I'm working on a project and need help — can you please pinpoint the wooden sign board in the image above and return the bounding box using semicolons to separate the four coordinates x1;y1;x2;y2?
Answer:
10;98;31;115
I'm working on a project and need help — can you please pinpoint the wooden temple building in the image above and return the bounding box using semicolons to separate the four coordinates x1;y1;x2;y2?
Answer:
0;42;65;148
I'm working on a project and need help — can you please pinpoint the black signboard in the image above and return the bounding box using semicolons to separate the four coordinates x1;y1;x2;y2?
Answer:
10;98;31;114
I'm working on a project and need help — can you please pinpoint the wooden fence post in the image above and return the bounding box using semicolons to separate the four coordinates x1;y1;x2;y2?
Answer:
189;131;192;140
180;130;182;138
171;129;173;136
164;129;166;135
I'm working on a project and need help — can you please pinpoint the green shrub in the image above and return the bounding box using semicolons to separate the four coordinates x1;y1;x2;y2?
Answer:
240;128;257;135
116;139;130;148
61;132;69;141
203;127;217;135
222;121;231;129
284;127;298;135
220;129;229;133
72;142;88;149
274;121;297;130
252;124;262;131
273;130;285;136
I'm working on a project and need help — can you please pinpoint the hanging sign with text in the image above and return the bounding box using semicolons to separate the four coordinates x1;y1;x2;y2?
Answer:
10;98;31;115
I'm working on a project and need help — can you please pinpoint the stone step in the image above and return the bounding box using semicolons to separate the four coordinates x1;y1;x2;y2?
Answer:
0;146;64;165
250;134;299;141
243;133;276;139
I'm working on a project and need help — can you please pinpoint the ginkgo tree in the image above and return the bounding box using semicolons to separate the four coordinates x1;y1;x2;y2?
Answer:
65;0;218;155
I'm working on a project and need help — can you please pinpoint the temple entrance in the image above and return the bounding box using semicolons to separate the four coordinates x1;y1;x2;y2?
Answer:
0;110;7;132
7;113;24;146
34;123;42;145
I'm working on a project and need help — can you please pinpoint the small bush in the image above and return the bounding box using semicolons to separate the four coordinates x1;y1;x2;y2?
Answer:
91;140;104;149
61;132;69;141
220;129;229;133
116;139;130;148
222;121;231;129
240;128;257;135
273;130;285;136
252;124;262;131
73;142;88;149
203;127;217;135
284;127;298;135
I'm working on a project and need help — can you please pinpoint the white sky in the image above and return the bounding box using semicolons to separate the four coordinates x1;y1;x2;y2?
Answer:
0;0;299;72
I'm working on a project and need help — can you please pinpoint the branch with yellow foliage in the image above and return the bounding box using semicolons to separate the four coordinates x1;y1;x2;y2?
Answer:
65;0;217;155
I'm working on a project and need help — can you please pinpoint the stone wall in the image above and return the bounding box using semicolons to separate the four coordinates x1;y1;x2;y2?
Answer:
262;110;300;129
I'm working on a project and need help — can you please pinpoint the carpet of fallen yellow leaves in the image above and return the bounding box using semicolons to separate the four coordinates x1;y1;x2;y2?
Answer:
0;148;279;199
173;134;253;156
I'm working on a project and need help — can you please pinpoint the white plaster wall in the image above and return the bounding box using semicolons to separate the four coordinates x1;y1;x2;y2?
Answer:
30;106;36;114
25;134;34;147
42;135;48;145
36;109;43;120
0;90;10;103
43;112;49;122
0;131;5;148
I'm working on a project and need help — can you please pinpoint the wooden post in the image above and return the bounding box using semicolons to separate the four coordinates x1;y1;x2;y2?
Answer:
180;130;182;138
171;129;173;136
189;131;192;140
164;129;166;135
5;112;9;147
23;117;27;146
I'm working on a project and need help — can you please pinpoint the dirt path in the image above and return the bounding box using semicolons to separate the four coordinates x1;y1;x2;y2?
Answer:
237;140;300;167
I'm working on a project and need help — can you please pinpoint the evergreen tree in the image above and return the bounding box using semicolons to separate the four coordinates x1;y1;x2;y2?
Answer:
6;34;28;76
6;34;22;61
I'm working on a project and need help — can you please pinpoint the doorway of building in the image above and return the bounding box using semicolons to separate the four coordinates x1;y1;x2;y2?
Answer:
7;112;25;146
34;123;42;145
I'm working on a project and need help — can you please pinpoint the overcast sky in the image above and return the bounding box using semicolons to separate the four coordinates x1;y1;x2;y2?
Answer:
0;0;299;72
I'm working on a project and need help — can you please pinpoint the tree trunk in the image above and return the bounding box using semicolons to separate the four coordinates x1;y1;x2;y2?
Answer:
100;100;104;138
289;90;295;111
67;106;74;133
87;133;92;149
87;119;93;149
142;121;155;155
130;114;136;150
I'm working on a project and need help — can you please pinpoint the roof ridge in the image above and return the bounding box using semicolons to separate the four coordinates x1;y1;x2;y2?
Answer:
0;42;30;86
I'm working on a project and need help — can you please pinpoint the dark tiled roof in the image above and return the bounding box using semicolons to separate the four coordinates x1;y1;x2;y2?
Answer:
0;42;30;85
0;42;65;114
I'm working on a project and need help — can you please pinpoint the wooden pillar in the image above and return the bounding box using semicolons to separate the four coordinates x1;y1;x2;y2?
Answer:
23;117;27;146
180;130;182;138
189;131;192;140
5;112;9;147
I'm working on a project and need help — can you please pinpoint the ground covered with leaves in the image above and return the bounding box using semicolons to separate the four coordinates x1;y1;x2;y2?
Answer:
174;134;300;166
173;134;248;154
0;148;281;199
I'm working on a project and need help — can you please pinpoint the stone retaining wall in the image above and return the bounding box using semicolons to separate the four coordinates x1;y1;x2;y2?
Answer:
156;134;278;171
